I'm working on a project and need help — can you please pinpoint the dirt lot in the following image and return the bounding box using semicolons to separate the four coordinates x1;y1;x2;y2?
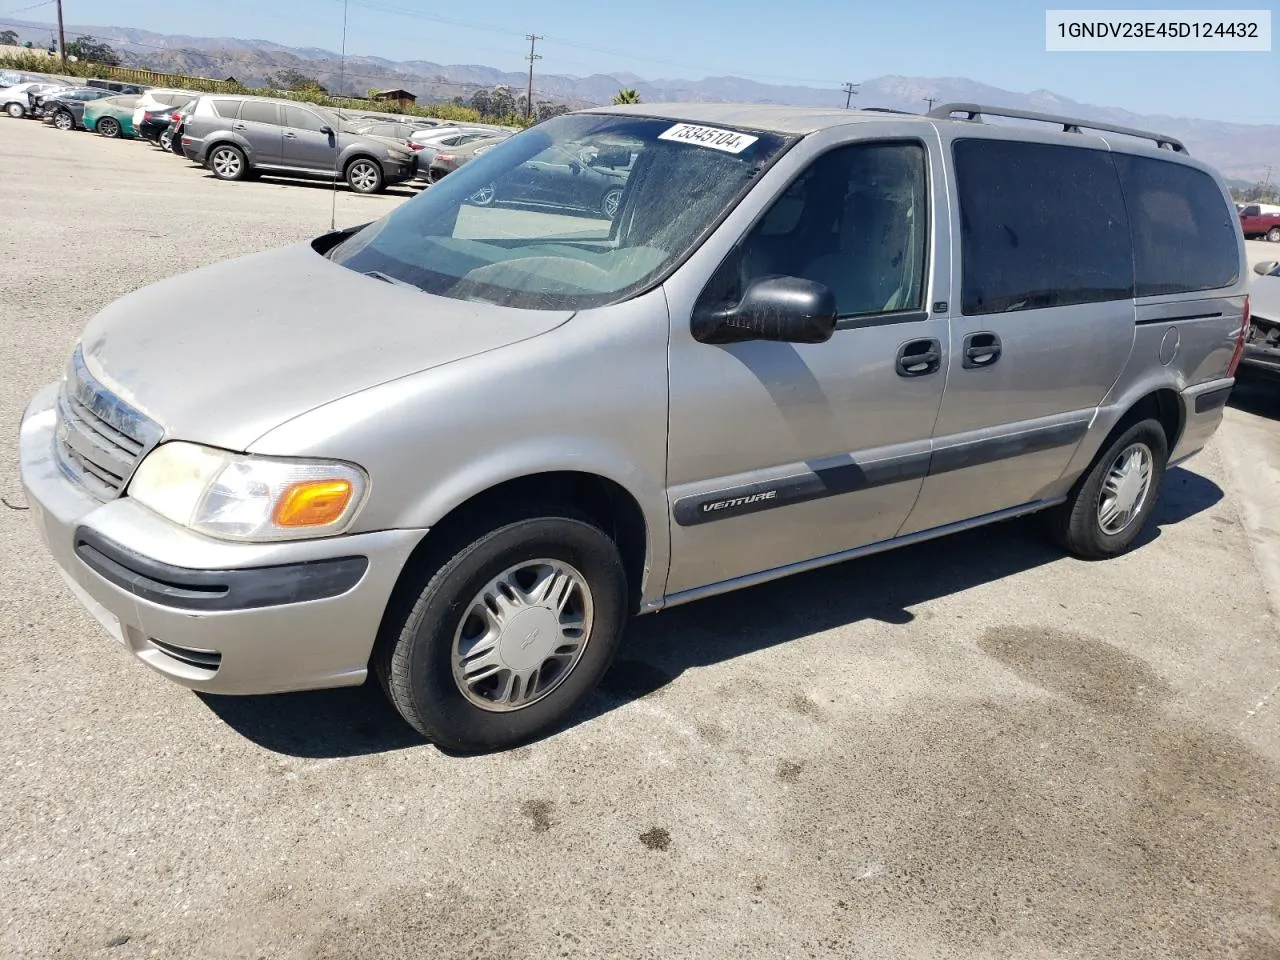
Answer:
1;118;1278;960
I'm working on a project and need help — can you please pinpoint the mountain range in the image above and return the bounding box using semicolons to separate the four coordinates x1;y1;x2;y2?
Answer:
2;18;1276;181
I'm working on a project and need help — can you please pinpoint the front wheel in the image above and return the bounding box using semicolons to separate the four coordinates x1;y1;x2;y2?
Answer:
601;187;623;219
469;182;496;206
1268;226;1280;243
376;512;628;752
345;157;384;194
1047;418;1168;559
52;110;74;131
97;116;121;139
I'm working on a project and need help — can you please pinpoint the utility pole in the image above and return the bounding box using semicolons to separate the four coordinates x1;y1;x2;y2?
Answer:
1264;165;1273;190
841;82;858;109
55;0;66;64
923;96;936;113
524;34;543;121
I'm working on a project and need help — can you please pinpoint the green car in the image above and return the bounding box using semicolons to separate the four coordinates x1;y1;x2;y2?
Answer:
83;95;140;139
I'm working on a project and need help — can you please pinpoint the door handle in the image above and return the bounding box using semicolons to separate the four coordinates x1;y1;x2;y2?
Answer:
233;123;246;130
284;131;298;139
962;332;1002;369
896;338;943;377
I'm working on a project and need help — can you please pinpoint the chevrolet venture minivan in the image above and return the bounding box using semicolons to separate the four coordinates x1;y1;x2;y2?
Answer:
20;102;1249;751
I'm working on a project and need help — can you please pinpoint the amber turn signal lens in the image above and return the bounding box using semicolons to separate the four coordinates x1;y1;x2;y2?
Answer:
273;480;354;528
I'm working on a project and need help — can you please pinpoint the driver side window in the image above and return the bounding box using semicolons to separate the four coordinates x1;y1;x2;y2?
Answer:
702;141;929;322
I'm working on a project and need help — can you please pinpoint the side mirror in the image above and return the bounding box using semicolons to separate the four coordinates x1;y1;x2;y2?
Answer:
1255;260;1280;276
693;276;837;345
320;124;334;136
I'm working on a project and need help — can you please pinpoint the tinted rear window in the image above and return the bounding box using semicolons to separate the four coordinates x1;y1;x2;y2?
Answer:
954;139;1134;316
211;98;241;118
1111;154;1239;296
239;101;279;125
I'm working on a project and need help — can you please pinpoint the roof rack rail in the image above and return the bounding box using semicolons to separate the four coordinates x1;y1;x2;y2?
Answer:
926;102;1187;154
860;106;913;115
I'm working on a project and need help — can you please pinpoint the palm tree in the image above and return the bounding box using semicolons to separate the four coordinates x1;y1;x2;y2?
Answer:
612;88;641;105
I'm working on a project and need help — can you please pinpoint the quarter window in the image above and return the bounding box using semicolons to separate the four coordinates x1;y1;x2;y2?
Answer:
210;99;241;119
1112;154;1239;296
703;141;930;319
953;139;1133;316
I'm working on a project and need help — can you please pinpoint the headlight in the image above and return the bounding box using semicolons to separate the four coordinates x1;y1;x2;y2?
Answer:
128;441;368;542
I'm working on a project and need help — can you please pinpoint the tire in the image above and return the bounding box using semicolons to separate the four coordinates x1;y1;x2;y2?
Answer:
208;144;248;181
5;101;24;119
345;157;384;194
601;187;623;219
1268;226;1280;243
1047;418;1168;560
52;110;73;132
376;511;628;752
158;130;172;152
98;116;121;139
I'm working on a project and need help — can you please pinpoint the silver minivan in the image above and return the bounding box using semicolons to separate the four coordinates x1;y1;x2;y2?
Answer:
19;102;1249;751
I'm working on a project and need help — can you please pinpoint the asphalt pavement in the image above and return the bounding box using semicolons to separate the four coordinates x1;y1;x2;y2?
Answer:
1;117;1278;960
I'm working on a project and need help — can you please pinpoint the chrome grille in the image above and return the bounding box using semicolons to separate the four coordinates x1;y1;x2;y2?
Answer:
54;347;163;500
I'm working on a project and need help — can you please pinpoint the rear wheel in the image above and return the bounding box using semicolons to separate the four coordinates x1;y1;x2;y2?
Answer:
5;102;24;119
601;187;623;219
159;130;172;152
345;157;384;194
52;110;73;131
376;511;628;752
208;144;248;181
1047;418;1168;560
469;182;496;205
97;116;121;139
1268;226;1280;243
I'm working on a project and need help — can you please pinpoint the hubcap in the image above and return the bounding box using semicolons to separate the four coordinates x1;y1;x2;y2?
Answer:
350;162;378;191
451;559;593;713
101;119;117;136
55;113;70;129
603;189;621;217
213;150;241;177
1097;442;1153;535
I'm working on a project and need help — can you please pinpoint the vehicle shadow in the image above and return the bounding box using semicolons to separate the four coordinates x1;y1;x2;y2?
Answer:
1228;375;1280;419
198;172;417;198
198;466;1222;759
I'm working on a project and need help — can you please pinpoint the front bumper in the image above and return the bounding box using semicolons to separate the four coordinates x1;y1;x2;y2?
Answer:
19;384;425;695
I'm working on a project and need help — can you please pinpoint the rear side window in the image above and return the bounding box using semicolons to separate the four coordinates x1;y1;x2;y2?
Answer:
1113;155;1240;297
239;101;280;125
954;139;1133;316
211;99;241;118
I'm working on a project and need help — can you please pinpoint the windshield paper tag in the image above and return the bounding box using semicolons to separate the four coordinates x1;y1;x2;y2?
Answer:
658;123;759;154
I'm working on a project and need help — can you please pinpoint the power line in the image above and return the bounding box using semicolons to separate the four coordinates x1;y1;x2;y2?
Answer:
524;33;542;121
841;82;858;109
0;0;52;16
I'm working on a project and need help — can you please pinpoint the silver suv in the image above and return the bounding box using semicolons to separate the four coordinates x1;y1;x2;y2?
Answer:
20;103;1248;752
180;95;416;193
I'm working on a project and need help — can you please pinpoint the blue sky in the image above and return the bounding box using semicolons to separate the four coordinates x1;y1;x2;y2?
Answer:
10;0;1278;123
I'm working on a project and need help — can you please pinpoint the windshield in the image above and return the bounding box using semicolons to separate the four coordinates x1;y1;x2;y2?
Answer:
328;113;792;310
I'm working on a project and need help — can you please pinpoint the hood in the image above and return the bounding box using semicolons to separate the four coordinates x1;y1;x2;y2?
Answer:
79;240;573;451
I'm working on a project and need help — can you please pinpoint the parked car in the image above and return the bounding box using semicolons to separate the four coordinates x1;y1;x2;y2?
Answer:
18;103;1249;752
414;130;506;180
1242;259;1280;377
1239;203;1280;242
181;95;417;193
427;135;510;181
131;88;200;136
82;95;141;138
352;120;436;145
1;81;64;118
43;88;117;130
463;139;634;218
85;79;143;95
159;99;197;154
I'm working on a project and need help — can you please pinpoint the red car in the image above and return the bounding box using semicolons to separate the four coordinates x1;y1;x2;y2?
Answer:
1239;203;1280;242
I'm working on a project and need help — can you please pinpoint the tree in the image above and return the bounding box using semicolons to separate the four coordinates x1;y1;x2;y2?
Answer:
0;30;19;46
469;89;492;118
65;36;121;65
535;101;569;122
266;69;327;94
612;88;641;105
489;86;515;118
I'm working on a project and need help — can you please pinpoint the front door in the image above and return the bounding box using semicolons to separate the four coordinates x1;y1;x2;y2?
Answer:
281;105;338;173
900;134;1137;535
663;130;952;597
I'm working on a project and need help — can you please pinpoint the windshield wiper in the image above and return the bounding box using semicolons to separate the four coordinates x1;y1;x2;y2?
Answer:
363;270;418;289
